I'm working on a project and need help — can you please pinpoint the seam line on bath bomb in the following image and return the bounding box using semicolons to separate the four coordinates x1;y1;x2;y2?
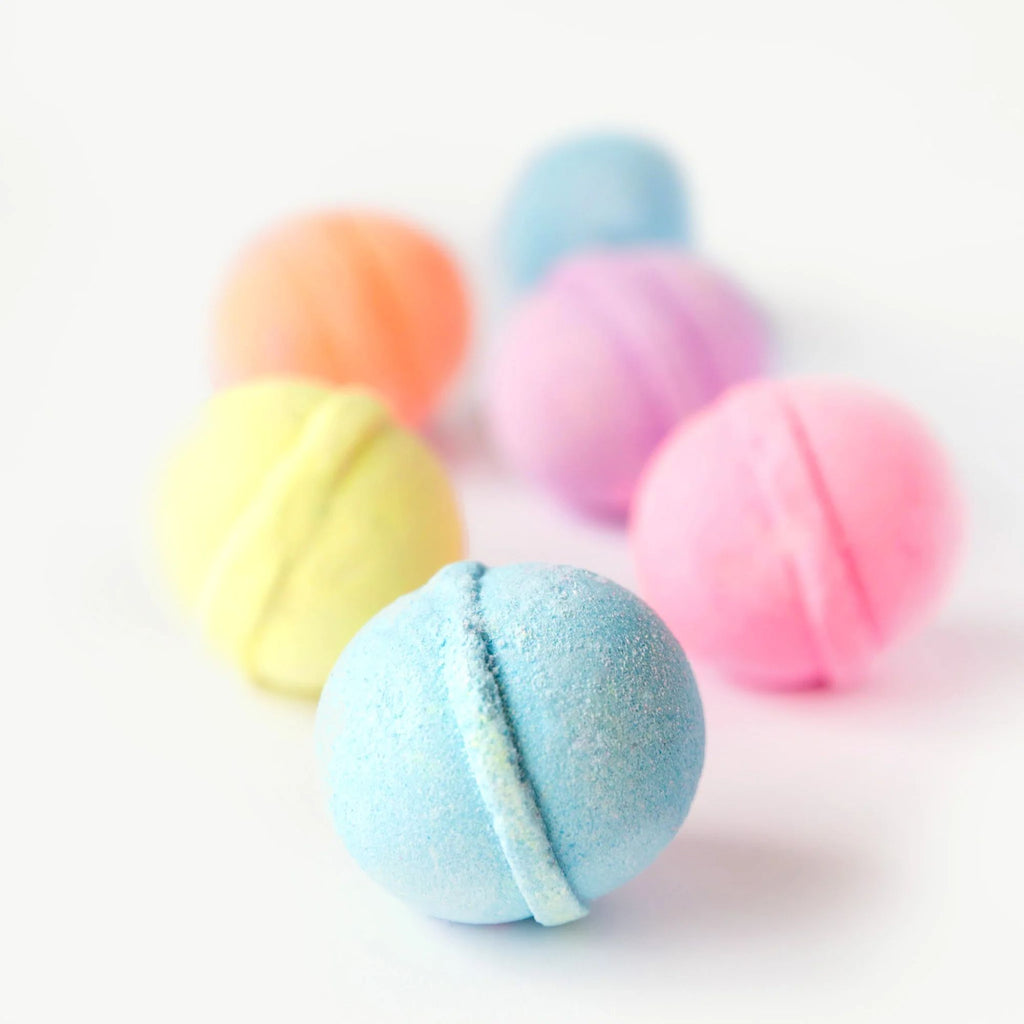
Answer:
347;219;430;419
242;407;391;678
779;396;882;647
197;393;390;677
277;225;349;376
555;272;679;441
279;220;367;388
730;394;832;678
443;562;587;926
633;257;724;401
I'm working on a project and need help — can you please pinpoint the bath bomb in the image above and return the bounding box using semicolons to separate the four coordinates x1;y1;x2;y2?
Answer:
499;132;689;289
316;561;704;926
212;212;469;426
487;250;768;519
631;378;962;690
155;380;463;698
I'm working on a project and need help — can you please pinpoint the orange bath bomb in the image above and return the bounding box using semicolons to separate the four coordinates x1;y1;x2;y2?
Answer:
212;212;470;426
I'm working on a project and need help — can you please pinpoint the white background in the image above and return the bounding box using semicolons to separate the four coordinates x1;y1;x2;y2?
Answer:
3;1;1023;1021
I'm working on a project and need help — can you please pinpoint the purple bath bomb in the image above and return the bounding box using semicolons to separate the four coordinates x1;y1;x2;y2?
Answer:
486;250;770;519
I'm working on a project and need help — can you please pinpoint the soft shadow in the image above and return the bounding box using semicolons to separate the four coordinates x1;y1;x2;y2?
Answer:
587;830;872;949
434;829;873;957
836;617;1024;731
424;403;495;470
695;617;1024;737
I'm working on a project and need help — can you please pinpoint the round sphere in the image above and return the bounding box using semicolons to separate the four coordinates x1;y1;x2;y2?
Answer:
499;132;689;290
316;561;705;926
155;380;463;697
212;211;470;427
487;250;768;519
631;378;962;690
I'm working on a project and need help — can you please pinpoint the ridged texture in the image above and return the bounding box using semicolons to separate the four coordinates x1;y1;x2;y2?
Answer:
316;561;705;925
726;386;879;682
212;212;469;426
632;377;962;689
554;268;693;439
196;393;389;677
440;563;587;925
488;249;767;518
156;380;464;697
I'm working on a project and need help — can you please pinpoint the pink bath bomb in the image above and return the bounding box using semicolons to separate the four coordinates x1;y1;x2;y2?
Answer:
486;250;769;519
631;378;962;690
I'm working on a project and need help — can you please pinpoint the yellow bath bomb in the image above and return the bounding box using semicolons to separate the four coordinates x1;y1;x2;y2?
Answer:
156;379;463;697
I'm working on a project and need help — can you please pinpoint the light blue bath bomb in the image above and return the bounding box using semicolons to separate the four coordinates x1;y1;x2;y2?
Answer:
499;132;690;290
315;561;705;926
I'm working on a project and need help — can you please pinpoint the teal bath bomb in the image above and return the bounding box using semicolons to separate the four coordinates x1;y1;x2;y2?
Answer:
499;131;690;289
315;561;705;926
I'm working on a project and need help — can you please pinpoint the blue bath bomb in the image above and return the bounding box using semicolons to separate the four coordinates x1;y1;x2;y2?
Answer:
315;561;705;926
499;132;690;290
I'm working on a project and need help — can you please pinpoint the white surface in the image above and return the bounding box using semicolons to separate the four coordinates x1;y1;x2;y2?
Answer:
3;1;1024;1021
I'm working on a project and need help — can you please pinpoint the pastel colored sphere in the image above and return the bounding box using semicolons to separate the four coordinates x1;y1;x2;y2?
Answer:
155;380;463;698
316;561;705;926
487;250;769;519
631;378;962;690
212;212;470;427
499;132;689;290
